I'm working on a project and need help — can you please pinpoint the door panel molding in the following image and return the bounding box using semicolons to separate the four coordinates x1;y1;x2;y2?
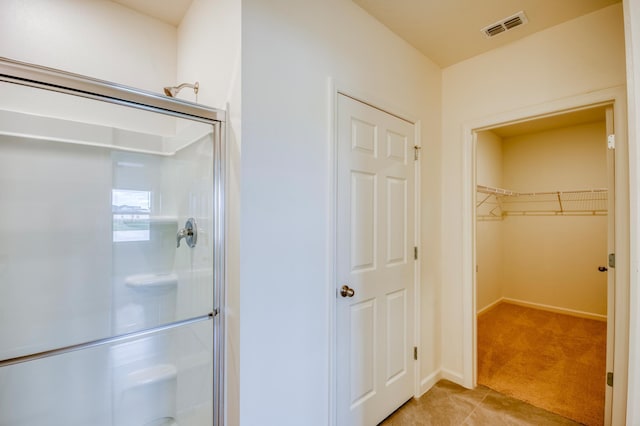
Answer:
330;82;421;426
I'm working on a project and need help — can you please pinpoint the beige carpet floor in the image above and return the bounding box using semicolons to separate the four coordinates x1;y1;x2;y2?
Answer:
477;302;607;426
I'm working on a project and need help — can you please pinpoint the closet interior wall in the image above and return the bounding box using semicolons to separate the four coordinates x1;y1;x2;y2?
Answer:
476;117;608;318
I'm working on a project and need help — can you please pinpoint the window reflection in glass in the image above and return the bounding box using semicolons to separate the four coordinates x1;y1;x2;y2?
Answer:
112;189;151;242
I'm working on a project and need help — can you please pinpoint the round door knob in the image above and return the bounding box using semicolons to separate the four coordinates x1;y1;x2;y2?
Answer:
340;285;355;298
598;266;608;272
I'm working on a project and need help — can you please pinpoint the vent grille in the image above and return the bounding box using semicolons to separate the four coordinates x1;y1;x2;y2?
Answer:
481;11;528;38
485;25;505;37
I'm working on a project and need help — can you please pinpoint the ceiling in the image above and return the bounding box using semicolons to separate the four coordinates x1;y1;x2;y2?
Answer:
107;0;620;131
105;2;610;147
352;0;621;67
488;106;607;139
110;1;620;63
111;0;193;27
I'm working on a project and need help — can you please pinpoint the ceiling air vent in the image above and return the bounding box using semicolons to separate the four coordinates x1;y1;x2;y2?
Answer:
481;11;528;38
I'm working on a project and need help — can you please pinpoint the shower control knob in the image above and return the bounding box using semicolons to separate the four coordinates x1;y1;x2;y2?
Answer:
177;218;197;248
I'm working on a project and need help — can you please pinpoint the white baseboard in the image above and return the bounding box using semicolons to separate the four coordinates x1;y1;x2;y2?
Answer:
418;368;468;397
440;368;465;386
419;370;442;397
502;298;607;321
477;297;504;315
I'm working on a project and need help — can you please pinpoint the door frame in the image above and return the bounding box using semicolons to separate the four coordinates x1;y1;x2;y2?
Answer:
461;86;629;425
329;80;422;425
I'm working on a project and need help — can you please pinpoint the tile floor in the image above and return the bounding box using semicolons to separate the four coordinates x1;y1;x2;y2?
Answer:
379;380;581;426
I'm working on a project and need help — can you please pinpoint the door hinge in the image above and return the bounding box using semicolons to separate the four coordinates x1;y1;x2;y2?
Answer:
607;134;615;150
413;346;418;360
414;145;421;160
414;246;418;260
609;253;615;268
607;371;614;387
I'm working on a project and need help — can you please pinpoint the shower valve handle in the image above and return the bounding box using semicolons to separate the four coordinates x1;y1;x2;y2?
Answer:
177;218;197;248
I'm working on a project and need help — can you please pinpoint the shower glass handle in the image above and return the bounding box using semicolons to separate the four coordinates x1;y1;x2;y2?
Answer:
176;218;197;248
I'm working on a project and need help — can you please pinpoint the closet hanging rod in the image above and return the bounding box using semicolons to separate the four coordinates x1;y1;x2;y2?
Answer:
476;185;608;197
476;185;515;196
476;185;608;217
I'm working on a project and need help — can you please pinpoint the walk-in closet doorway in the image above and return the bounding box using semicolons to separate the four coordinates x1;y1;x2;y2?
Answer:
473;104;614;425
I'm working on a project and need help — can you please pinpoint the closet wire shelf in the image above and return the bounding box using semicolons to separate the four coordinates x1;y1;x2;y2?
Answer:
476;185;608;220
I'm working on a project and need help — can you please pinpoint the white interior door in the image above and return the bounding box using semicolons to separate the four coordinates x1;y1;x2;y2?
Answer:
336;94;416;425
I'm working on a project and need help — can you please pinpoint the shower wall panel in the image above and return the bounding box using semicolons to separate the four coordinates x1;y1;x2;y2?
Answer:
0;135;113;359
0;321;213;425
0;80;218;425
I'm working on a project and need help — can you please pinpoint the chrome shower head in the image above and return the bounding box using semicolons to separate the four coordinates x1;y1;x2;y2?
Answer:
163;82;199;98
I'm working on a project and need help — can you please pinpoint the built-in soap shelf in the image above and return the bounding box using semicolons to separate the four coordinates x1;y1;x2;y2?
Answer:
144;417;178;426
1;108;211;158
119;364;179;425
124;363;177;390
177;351;212;371
120;216;178;225
125;273;178;291
149;216;179;225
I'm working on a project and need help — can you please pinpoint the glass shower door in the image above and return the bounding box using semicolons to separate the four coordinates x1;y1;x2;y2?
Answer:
0;69;223;426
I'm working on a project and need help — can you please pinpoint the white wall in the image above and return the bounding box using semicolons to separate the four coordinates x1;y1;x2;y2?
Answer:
0;0;176;93
177;0;240;110
502;122;607;191
441;3;626;384
240;0;441;424
476;131;504;311
623;0;640;424
0;0;177;135
501;122;608;316
476;131;503;189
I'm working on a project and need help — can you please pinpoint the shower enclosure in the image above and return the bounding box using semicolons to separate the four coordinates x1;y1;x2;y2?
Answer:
0;58;225;425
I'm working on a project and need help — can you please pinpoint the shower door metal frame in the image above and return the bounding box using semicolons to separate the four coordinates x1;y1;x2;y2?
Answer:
0;56;226;426
0;57;225;123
